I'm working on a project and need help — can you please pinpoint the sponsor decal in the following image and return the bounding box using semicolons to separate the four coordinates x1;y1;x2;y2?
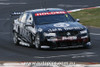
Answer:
54;23;70;27
64;27;82;30
65;14;68;17
48;27;81;32
62;36;77;40
48;28;63;32
48;36;77;41
35;11;67;16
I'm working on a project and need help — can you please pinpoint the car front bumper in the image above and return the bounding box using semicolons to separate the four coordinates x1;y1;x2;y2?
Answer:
40;36;91;49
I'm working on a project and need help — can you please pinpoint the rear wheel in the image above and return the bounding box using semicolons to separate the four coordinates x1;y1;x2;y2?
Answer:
13;32;20;45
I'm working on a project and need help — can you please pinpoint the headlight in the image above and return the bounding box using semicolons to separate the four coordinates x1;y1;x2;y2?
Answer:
80;30;88;34
44;33;56;36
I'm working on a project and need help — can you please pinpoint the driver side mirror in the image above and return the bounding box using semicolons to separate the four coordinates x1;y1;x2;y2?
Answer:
76;19;80;22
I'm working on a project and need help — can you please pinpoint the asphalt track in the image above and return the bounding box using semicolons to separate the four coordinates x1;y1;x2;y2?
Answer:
0;0;100;62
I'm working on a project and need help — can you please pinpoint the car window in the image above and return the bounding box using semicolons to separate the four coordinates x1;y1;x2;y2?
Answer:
26;14;33;23
35;14;75;25
19;13;27;23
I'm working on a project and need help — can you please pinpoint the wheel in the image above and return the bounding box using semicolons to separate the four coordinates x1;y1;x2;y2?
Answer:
83;45;91;49
32;34;41;49
13;32;20;45
83;42;92;49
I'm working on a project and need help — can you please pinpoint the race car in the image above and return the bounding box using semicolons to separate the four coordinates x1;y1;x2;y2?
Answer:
12;8;91;49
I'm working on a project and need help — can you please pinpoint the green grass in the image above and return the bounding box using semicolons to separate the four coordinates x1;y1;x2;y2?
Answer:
70;8;100;27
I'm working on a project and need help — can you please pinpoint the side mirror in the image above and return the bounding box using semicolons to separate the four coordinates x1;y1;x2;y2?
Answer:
76;19;80;22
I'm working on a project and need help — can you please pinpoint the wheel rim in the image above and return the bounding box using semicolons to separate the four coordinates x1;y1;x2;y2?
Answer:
13;33;17;43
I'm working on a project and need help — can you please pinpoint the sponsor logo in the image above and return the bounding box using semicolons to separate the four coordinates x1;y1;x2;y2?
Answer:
62;36;77;40
35;11;66;16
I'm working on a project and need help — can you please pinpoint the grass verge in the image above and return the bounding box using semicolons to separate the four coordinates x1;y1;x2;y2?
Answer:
70;8;100;27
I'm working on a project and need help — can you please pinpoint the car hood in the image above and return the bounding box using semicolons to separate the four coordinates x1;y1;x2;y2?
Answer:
36;22;86;33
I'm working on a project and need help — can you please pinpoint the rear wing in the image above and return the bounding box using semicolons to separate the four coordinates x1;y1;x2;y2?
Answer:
11;12;23;16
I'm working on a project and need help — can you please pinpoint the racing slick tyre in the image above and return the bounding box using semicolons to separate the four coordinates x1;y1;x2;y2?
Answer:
13;32;20;45
33;34;41;49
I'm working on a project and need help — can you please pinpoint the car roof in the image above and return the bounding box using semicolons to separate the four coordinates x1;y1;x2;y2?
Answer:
25;8;65;13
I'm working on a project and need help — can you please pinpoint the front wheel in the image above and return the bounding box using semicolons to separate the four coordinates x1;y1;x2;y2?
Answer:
13;32;20;45
83;42;92;49
33;34;41;49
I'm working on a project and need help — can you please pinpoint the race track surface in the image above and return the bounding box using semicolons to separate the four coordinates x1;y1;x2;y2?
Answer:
0;0;100;62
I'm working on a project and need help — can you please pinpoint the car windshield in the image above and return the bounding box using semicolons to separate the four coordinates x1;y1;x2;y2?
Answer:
34;13;75;25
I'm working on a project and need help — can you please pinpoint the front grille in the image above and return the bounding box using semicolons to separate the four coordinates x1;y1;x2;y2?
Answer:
56;40;83;47
57;30;80;36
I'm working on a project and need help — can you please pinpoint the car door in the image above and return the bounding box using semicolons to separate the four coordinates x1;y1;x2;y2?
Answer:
18;13;28;39
24;13;34;42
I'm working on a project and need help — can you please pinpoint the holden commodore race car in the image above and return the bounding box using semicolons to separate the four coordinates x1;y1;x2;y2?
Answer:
12;8;91;49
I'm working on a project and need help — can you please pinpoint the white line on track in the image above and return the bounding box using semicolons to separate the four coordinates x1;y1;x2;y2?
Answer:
58;4;88;7
0;18;10;20
0;0;9;1
90;33;100;36
0;2;27;5
34;52;96;59
0;32;10;34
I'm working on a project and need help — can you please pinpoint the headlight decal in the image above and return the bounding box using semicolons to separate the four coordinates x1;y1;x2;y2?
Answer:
81;35;88;39
80;30;87;34
44;33;56;36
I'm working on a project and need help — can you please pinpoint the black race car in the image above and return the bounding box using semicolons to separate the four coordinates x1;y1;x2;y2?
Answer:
13;8;91;49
